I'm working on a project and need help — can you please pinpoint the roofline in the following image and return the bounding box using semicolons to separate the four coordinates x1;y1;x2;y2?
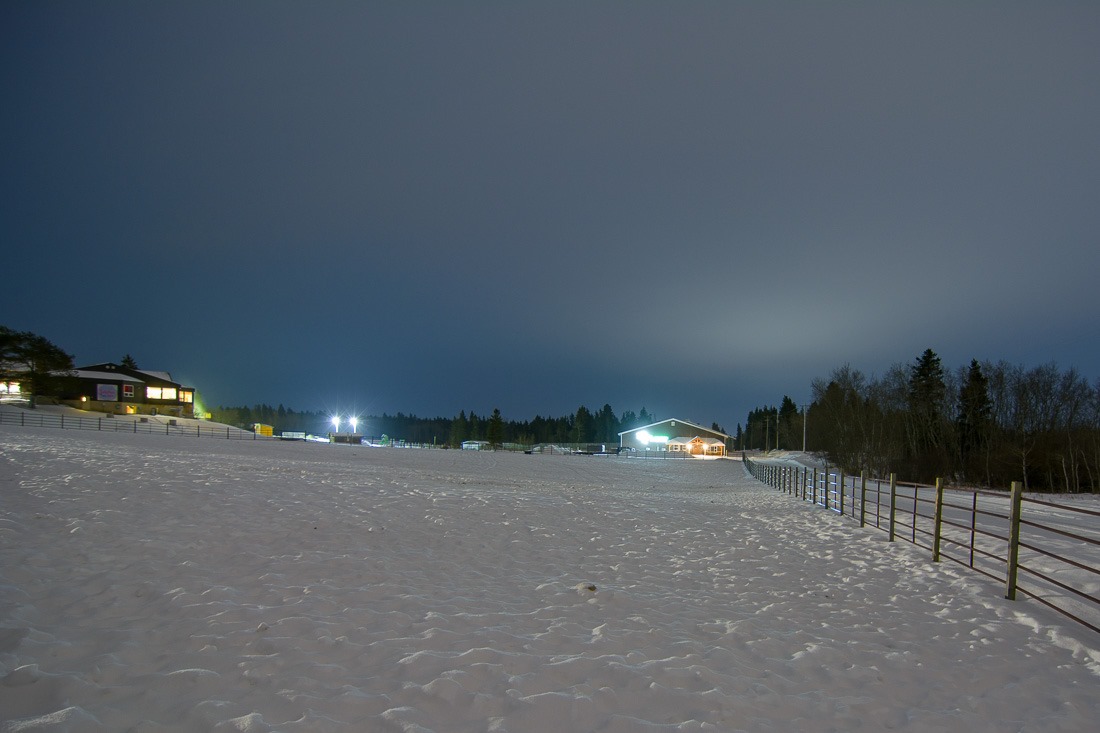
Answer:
618;417;730;440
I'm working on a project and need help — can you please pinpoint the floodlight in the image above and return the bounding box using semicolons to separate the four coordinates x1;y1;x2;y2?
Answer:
349;417;358;433
331;415;340;433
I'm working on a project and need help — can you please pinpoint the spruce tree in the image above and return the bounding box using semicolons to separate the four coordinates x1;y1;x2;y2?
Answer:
956;359;992;482
487;408;504;448
907;348;948;478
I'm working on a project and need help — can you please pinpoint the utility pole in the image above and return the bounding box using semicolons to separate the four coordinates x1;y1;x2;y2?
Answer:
802;404;808;452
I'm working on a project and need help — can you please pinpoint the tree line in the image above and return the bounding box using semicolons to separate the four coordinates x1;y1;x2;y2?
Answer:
209;403;684;448
742;349;1100;492
9;326;1096;490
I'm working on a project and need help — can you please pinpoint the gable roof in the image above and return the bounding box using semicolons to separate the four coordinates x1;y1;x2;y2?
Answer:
70;369;145;383
74;363;182;387
618;417;730;440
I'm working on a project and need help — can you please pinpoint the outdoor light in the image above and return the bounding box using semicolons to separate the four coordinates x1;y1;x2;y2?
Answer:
349;417;358;433
331;415;340;433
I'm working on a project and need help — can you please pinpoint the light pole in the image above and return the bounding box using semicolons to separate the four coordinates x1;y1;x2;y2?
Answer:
349;417;358;434
331;415;340;435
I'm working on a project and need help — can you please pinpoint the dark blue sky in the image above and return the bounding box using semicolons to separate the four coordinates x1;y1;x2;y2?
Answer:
4;2;1099;429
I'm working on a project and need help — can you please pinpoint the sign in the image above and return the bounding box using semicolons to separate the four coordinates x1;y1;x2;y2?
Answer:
96;384;118;401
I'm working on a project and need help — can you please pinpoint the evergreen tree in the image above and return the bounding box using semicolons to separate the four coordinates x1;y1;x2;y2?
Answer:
778;396;799;449
594;403;619;442
120;354;138;369
487;408;504;448
907;348;949;479
956;359;992;483
451;410;469;446
0;326;76;406
572;405;593;443
619;410;638;432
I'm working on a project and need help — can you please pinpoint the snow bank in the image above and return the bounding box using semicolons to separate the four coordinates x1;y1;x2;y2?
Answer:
1;425;1097;731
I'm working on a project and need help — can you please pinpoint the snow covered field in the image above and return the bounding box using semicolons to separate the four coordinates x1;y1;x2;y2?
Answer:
1;424;1098;732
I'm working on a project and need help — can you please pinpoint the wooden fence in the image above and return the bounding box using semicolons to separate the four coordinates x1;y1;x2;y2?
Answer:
0;407;271;440
744;457;1100;635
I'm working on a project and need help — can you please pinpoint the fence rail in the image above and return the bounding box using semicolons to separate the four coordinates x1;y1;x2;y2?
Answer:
745;457;1100;635
0;407;272;440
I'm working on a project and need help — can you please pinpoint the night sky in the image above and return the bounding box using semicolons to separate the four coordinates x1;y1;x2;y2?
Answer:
4;2;1099;430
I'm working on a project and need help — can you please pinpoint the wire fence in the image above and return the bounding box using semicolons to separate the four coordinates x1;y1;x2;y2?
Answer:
744;457;1100;635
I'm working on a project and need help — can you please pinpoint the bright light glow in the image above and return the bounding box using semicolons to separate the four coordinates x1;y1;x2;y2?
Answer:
637;430;669;445
331;415;340;432
349;417;358;433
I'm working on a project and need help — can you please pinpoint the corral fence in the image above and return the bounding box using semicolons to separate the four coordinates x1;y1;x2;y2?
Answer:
744;457;1100;635
0;407;274;440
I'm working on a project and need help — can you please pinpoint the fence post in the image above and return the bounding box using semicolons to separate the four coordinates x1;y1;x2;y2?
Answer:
1005;481;1023;600
838;472;845;515
932;478;944;562
859;472;867;527
811;468;817;505
888;473;897;542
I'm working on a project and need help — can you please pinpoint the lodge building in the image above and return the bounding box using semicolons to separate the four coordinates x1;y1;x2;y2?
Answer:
61;362;196;417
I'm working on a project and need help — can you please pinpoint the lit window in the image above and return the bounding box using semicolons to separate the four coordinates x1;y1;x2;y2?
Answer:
180;390;194;404
146;386;178;400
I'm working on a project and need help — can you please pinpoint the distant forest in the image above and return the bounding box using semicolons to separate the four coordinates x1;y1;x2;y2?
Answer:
741;349;1100;493
208;404;728;448
6;326;1093;492
215;349;1100;492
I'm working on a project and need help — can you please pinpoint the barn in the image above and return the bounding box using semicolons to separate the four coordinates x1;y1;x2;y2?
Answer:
618;418;730;458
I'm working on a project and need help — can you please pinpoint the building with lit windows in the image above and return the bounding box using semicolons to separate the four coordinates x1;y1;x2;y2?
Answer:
618;418;730;458
61;362;196;417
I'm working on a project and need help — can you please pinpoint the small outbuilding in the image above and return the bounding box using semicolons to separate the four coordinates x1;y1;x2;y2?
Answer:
618;418;730;458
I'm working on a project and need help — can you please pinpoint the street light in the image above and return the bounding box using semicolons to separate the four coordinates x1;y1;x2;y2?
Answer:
349;417;358;434
331;415;340;434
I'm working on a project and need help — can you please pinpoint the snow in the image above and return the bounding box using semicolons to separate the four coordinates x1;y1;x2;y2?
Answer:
1;421;1098;732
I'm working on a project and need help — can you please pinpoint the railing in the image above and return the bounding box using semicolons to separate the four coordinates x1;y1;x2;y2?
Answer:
745;457;1100;635
0;407;271;440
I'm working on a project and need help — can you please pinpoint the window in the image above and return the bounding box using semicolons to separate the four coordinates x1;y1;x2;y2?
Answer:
122;384;134;398
146;386;178;401
180;389;194;404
